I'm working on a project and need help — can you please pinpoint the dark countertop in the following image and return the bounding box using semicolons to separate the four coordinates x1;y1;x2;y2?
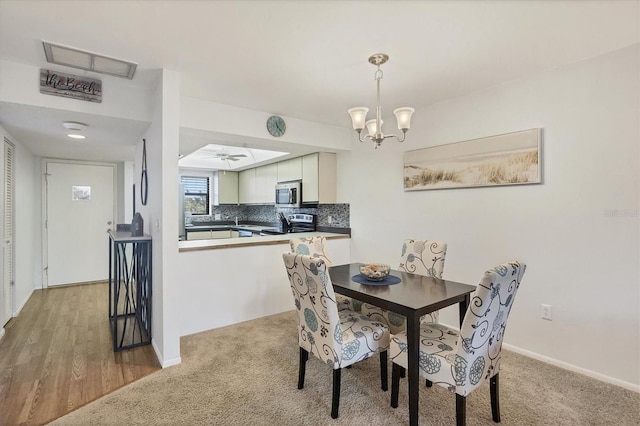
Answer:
185;223;271;233
179;231;350;252
185;222;351;235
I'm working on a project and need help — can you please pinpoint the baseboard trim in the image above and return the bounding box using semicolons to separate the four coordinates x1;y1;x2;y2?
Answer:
151;338;182;368
439;321;639;393
14;287;34;317
502;343;640;393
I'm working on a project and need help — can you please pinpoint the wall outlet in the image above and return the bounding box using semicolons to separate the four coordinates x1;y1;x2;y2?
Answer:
214;213;221;220
327;215;332;224
541;304;552;321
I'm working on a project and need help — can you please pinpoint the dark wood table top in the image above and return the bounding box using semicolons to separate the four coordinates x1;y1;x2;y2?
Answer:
329;262;476;317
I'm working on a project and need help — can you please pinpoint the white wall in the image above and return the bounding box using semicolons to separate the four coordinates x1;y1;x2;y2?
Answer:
178;238;350;336
0;125;37;324
0;61;153;121
138;69;182;368
180;96;352;153
341;45;639;388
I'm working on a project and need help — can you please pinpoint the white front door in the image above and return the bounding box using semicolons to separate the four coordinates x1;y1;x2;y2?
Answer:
45;161;116;287
2;139;15;325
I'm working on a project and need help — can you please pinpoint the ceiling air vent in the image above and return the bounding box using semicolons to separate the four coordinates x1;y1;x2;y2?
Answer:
42;41;137;79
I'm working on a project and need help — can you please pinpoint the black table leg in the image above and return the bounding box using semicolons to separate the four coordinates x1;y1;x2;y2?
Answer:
407;313;420;426
459;294;470;327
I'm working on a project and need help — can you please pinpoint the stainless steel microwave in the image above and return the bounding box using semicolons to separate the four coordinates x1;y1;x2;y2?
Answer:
275;180;301;208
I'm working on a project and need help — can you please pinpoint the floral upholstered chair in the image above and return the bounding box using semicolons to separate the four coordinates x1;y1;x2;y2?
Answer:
282;253;390;419
361;239;447;334
289;236;362;312
389;260;527;426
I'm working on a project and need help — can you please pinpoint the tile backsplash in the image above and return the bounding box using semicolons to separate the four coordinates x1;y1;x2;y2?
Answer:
188;203;350;228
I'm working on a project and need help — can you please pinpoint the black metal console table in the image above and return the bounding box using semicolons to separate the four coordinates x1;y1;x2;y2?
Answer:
108;230;152;351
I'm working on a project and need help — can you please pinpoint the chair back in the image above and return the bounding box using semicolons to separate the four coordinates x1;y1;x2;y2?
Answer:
282;252;342;365
455;260;526;394
399;239;447;278
290;236;332;267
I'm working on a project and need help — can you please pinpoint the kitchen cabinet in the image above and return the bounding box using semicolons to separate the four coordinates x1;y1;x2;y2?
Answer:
186;229;232;240
211;230;232;239
239;164;277;204
238;169;255;204
255;163;277;204
187;230;213;240
217;171;238;204
302;152;336;203
236;153;335;205
277;157;302;182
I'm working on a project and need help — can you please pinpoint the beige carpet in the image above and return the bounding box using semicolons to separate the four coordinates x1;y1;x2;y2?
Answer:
50;311;639;425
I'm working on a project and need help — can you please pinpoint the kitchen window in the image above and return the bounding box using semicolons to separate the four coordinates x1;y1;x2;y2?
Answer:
181;175;210;215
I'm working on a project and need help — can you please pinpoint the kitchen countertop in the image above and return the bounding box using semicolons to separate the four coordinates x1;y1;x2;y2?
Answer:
185;224;268;232
178;231;349;252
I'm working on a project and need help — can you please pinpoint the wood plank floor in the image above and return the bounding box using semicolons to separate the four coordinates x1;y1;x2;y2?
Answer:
0;282;160;425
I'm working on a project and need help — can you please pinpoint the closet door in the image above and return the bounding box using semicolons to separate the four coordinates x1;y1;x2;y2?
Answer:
3;139;15;325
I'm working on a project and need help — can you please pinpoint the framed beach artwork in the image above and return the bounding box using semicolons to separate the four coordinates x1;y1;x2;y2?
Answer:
403;128;542;191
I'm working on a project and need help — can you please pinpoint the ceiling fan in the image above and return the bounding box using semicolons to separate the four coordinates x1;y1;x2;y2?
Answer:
211;151;247;162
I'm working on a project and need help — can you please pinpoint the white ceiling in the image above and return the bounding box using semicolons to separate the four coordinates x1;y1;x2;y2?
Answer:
0;0;638;164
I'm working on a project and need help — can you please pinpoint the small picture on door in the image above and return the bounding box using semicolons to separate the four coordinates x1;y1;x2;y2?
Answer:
72;185;91;201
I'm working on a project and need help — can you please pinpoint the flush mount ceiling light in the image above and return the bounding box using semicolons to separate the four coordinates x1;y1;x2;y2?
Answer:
348;53;415;148
43;41;137;79
63;121;87;139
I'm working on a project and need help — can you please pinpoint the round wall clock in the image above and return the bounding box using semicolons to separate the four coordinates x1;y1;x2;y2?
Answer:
266;115;286;137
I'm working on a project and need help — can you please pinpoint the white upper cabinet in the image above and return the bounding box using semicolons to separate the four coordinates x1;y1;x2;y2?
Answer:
302;152;336;204
238;169;255;204
239;164;278;204
277;157;302;183
255;163;278;204
236;153;336;205
217;171;238;204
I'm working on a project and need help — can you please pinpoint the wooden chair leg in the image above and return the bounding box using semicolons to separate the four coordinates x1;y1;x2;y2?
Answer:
456;394;466;426
490;373;500;422
391;363;401;408
380;351;388;391
298;347;308;389
425;379;433;387
400;366;406;378
331;368;341;419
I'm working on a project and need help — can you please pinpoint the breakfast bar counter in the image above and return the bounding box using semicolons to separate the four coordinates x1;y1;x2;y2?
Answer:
177;231;350;337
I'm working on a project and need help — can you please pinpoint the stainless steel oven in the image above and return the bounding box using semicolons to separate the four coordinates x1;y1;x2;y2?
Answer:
275;180;301;208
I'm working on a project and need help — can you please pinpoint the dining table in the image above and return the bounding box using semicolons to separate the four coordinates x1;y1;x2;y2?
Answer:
328;263;477;426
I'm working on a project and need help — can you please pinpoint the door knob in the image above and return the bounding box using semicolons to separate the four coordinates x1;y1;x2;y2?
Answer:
107;221;113;225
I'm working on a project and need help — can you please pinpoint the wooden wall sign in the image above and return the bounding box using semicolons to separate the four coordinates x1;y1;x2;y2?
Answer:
39;69;102;103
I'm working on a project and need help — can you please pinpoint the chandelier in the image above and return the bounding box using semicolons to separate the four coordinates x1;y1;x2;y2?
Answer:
348;53;415;148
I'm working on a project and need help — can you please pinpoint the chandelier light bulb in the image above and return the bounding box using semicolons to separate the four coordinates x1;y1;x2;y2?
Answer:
347;107;369;131
365;119;383;137
394;107;415;131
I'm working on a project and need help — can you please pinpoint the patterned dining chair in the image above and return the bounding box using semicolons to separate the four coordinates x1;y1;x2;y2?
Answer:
282;253;390;419
289;236;362;312
361;239;447;334
389;260;527;426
